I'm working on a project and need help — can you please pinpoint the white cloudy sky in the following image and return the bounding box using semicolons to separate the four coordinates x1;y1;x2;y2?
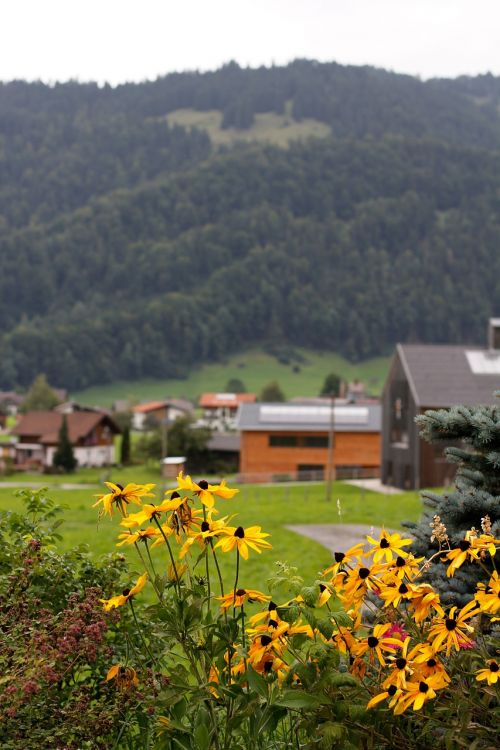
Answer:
1;0;499;85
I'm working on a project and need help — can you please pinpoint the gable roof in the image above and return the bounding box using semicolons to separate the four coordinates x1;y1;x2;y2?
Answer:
236;402;381;432
398;344;500;408
199;393;256;408
132;399;193;414
12;411;120;444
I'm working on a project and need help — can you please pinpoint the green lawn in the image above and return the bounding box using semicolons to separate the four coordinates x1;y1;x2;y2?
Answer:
0;479;422;592
72;347;391;408
165;107;332;148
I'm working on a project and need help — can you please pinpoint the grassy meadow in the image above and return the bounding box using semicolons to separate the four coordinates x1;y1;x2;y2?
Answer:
0;476;422;591
72;347;391;408
165;107;332;148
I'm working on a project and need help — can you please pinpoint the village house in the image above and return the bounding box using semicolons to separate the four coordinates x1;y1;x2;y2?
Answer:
199;392;256;431
381;319;500;490
131;399;193;431
11;411;121;468
236;402;381;482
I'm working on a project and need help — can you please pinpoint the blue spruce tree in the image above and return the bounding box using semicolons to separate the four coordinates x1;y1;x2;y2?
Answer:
404;402;499;606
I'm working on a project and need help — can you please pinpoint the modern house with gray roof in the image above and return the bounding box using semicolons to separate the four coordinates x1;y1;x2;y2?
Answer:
382;320;500;489
236;402;381;483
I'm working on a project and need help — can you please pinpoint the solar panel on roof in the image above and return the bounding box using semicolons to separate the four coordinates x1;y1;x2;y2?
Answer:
465;351;500;375
259;405;368;424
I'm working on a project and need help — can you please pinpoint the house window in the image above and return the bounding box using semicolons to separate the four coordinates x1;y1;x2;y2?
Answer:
269;435;298;447
390;379;409;447
303;436;329;448
297;464;324;480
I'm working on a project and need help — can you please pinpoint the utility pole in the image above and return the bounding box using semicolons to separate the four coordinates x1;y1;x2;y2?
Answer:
326;393;335;501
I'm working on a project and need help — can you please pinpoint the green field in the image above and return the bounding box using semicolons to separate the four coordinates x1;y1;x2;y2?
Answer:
0;479;421;592
72;348;391;408
165;107;331;148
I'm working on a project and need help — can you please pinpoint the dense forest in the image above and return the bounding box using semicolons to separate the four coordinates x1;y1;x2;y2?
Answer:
1;60;500;390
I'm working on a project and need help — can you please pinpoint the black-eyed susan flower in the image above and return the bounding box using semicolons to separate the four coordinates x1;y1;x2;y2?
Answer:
427;599;478;656
93;482;155;517
342;563;385;603
116;526;159;546
214;525;271;559
100;572;148;611
248;599;279;627
178;515;230;559
475;570;500;615
322;543;365;577
383;638;414;689
217;588;270;610
366;530;412;564
352;623;403;666
119;495;186;528
476;660;499;685
318;582;333;607
383;553;423;581
106;664;139;690
394;674;443;714
367;684;402;710
445;532;498;577
407;583;444;624
176;472;238;509
408;644;451;685
379;580;417;609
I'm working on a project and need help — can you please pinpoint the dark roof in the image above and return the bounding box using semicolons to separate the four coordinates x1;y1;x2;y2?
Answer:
207;433;241;452
236;403;381;432
12;411;121;444
398;344;500;408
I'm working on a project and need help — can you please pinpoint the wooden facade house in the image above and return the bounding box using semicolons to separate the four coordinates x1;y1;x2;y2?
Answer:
11;411;121;468
382;331;500;490
236;402;381;483
199;393;256;430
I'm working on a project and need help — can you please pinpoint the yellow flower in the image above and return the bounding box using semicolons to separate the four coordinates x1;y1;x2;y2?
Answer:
379;580;417;609
427;599;478;656
407;643;451;685
322;543;365;577
407;583;444;624
93;482;155;517
176;472;238;509
366;530;412;563
476;660;499;685
383;637;414;689
341;563;385;605
106;664;139;690
445;532;498;577
475;571;500;615
367;684;403;710
214;525;271;560
116;527;159;546
178;515;230;559
383;553;423;581
120;495;186;528
394;674;443;714
100;572;148;611
352;624;404;667
217;588;270;610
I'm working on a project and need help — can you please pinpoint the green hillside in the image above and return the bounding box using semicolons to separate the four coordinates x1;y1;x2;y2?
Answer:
72;348;391;407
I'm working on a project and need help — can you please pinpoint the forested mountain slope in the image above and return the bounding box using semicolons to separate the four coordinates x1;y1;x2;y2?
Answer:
1;61;500;390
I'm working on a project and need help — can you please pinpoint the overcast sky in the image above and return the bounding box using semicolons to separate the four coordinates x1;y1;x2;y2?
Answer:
2;0;499;85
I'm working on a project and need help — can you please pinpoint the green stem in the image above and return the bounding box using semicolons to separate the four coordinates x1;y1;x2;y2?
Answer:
210;539;225;597
153;515;180;591
232;548;240;618
128;598;157;668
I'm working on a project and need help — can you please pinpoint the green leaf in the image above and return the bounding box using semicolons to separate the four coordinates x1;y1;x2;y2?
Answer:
274;689;323;710
246;666;269;700
193;722;210;750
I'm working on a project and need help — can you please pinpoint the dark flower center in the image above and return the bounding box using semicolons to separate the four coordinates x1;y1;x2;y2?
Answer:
490;661;499;673
268;601;277;611
427;658;437;667
118;666;127;675
116;483;124;491
395;556;406;567
380;538;390;549
334;552;345;562
235;588;246;597
264;660;273;673
367;636;379;648
459;540;471;551
268;619;278;628
398;583;409;594
359;568;370;579
445;619;457;631
387;685;397;696
201;521;210;532
198;480;209;490
170;491;180;500
396;658;407;669
122;588;131;596
234;526;245;538
261;635;272;646
319;584;327;592
419;681;429;693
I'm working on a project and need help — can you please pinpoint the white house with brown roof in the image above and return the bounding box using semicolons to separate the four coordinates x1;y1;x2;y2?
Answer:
11;411;120;468
131;399;193;431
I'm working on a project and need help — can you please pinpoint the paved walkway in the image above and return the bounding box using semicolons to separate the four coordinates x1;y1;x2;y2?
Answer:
343;479;401;495
286;523;394;555
0;482;99;490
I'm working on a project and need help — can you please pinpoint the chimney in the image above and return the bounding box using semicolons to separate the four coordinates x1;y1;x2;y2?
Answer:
488;318;500;351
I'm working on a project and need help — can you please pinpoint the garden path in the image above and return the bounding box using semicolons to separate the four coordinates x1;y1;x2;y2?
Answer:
286;523;395;556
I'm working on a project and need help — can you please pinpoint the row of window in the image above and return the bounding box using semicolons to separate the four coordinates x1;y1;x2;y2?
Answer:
268;435;329;448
